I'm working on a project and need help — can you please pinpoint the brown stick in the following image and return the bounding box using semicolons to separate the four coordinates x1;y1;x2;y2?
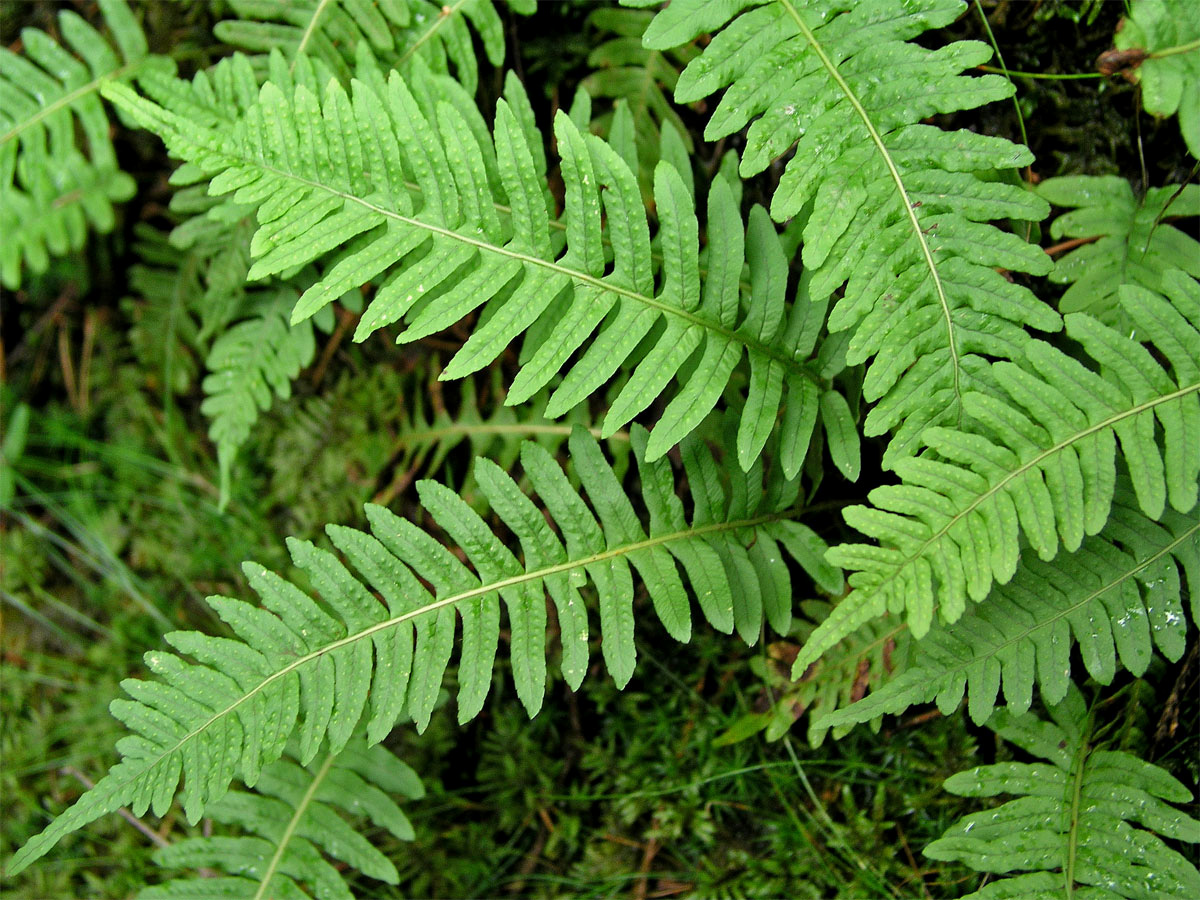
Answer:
1044;235;1101;257
57;325;78;412
632;833;661;900
309;306;358;389
79;309;96;415
61;767;170;850
896;822;932;899
62;767;219;876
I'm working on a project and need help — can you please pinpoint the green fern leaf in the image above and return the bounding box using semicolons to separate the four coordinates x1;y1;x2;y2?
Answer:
8;426;835;873
124;225;206;397
200;287;317;507
1039;176;1200;322
793;270;1200;673
214;0;522;93
925;685;1200;899
141;737;422;899
374;366;631;508
582;7;698;197
1112;0;1200;159
0;0;169;289
778;599;909;747
817;492;1199;732
640;0;1060;462
101;62;827;471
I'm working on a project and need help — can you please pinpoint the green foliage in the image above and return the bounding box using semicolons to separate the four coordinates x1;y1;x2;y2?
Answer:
123;227;206;398
0;402;30;509
4;2;1199;897
818;491;1199;731
926;685;1200;899
0;0;168;289
7;427;840;874
101;56;830;475
641;0;1059;463
1039;176;1200;321
263;367;401;535
581;6;697;194
202;287;317;504
142;738;422;899
718;603;910;749
1113;0;1200;159
213;0;528;93
369;366;632;510
794;271;1200;673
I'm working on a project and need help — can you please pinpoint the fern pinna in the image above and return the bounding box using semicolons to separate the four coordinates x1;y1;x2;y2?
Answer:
142;738;422;899
8;427;839;873
926;686;1200;899
1038;177;1200;323
101;53;829;476
214;0;534;93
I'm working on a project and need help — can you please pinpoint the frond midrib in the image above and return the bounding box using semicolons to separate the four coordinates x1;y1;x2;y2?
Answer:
247;157;811;377
398;0;470;67
1;60;140;149
1065;711;1094;899
252;749;337;900
98;508;799;808
779;0;963;419
291;0;337;71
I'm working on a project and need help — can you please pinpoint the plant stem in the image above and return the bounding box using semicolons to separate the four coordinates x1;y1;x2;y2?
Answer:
977;65;1104;80
1150;37;1200;59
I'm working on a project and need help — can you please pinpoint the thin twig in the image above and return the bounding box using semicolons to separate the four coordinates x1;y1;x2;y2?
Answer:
57;324;78;411
896;822;932;899
5;286;75;369
79;308;96;415
310;306;358;389
61;767;219;877
1044;235;1100;257
60;767;170;850
633;833;661;900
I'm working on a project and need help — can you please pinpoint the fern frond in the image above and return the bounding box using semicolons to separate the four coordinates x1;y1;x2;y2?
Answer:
373;366;630;508
1112;0;1200;159
201;287;317;506
924;685;1200;899
817;491;1199;732
582;7;697;195
102;62;828;472
1039;176;1200;322
640;0;1060;462
124;225;206;397
213;0;527;93
9;426;840;873
0;0;168;289
793;269;1200;673
142;737;422;899
773;599;910;747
